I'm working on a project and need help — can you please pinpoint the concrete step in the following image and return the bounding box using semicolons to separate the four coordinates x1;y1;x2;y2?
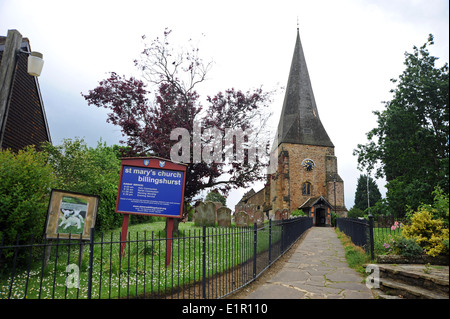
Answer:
377;264;449;296
380;277;448;299
371;289;403;299
365;263;449;299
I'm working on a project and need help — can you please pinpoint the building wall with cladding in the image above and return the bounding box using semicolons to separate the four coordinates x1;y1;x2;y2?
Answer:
0;47;50;152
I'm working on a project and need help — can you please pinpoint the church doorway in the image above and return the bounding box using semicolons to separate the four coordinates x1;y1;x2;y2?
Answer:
315;208;327;227
299;196;333;227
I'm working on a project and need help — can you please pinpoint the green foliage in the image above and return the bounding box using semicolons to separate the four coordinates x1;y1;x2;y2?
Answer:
347;207;364;218
290;209;307;217
370;198;393;218
205;190;226;206
354;34;449;216
0;146;56;263
402;208;449;257
393;237;424;258
354;174;382;212
41;138;122;231
429;186;449;226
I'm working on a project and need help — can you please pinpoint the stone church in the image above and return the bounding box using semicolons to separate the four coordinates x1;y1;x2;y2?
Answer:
236;29;347;226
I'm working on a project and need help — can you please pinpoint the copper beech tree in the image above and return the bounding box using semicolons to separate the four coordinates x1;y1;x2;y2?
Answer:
82;29;274;219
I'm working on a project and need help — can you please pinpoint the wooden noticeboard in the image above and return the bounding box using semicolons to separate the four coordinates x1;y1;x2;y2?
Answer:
115;157;187;265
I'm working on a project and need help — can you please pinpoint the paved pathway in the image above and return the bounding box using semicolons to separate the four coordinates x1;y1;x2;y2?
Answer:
246;227;374;299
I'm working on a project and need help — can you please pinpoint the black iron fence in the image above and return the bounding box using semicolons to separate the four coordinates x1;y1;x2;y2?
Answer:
336;215;415;260
0;217;312;299
336;216;374;259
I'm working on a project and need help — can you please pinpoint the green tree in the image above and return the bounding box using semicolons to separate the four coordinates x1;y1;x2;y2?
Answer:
354;174;382;212
347;207;364;218
41;138;123;231
354;35;449;216
0;146;56;264
205;189;227;206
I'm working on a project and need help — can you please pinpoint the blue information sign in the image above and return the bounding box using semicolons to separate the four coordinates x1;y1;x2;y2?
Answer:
117;165;184;217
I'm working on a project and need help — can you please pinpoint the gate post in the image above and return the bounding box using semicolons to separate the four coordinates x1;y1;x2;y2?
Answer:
87;227;95;299
268;219;272;265
202;225;206;299
368;214;375;260
253;222;257;279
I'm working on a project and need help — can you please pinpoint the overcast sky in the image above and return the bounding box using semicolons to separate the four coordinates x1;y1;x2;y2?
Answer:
1;0;449;210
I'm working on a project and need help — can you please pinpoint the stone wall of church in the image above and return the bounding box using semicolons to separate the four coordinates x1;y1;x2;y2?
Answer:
326;180;347;217
270;143;346;216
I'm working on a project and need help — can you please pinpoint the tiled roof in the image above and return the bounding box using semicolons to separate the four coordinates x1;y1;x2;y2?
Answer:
276;30;334;148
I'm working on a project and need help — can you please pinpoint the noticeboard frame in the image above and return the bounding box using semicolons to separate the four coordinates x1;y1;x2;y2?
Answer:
115;157;187;219
44;189;99;240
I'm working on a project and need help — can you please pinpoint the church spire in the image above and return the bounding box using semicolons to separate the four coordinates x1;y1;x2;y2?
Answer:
275;29;333;148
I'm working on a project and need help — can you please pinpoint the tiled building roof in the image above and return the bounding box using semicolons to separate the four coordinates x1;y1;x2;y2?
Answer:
275;30;334;148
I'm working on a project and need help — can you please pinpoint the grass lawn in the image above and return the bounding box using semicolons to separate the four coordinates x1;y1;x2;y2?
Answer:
1;221;280;299
335;228;372;275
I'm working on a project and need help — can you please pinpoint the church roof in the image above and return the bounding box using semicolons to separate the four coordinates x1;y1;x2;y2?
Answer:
298;196;333;210
275;30;334;148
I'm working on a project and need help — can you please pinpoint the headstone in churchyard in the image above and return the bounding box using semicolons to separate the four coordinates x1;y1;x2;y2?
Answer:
203;201;217;226
245;204;257;224
194;203;204;226
235;211;249;227
217;207;231;227
213;202;222;223
254;210;264;227
274;209;281;220
194;201;216;226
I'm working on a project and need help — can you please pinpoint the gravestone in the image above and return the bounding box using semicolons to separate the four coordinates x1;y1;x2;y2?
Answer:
217;207;231;227
274;209;281;220
194;201;216;226
275;209;289;220
245;204;257;224
254;210;264;227
282;209;289;220
213;202;222;223
235;211;249;227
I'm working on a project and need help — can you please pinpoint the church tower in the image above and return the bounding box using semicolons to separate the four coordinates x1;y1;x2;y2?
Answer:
268;29;347;225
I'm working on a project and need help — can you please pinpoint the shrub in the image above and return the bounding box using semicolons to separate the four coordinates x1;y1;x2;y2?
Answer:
291;209;307;217
41;138;122;231
402;208;449;257
347;207;364;218
0;146;56;265
393;237;424;258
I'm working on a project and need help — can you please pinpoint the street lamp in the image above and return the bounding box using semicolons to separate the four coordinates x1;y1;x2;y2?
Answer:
25;50;44;77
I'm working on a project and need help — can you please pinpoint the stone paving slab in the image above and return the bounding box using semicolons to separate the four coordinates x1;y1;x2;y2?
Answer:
246;227;374;299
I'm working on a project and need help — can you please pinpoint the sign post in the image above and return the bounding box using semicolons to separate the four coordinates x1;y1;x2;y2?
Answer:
115;157;186;266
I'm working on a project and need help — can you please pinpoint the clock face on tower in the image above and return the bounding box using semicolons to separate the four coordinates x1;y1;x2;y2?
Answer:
302;159;315;171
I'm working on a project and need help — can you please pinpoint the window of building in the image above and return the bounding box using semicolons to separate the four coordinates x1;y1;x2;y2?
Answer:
302;182;311;195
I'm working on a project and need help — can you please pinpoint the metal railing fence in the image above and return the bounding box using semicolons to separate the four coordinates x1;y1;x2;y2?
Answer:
336;216;416;261
0;217;312;299
336;217;374;259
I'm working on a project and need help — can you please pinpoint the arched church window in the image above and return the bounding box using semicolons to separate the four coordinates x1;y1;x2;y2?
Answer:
302;182;311;195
